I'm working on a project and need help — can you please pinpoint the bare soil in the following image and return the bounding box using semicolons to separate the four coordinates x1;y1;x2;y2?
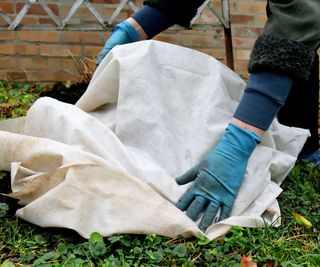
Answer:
40;81;89;104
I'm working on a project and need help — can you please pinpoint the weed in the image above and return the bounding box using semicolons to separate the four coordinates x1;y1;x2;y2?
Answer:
0;81;43;119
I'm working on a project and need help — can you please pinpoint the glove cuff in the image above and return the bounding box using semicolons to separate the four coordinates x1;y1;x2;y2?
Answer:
115;20;140;43
222;123;261;155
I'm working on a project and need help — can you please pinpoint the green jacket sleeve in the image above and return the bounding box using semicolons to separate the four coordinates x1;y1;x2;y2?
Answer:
249;0;319;80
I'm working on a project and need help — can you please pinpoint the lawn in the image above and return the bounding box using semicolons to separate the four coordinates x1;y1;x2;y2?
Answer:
0;81;319;266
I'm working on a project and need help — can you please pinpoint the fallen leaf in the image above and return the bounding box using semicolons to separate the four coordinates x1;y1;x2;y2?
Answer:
266;260;278;267
240;255;258;267
292;210;312;229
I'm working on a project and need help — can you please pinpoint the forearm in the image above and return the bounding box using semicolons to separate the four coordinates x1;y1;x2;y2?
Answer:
130;5;174;39
96;5;173;65
127;0;208;40
126;18;147;40
143;0;206;28
231;118;265;137
233;72;293;135
237;1;319;135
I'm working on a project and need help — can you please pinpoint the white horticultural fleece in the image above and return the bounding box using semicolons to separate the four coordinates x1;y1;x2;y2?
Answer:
0;40;309;240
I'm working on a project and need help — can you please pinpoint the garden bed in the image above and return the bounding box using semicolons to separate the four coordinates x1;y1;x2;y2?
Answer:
0;80;319;266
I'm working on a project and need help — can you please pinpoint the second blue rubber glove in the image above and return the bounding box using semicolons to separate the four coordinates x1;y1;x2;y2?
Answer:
96;21;140;66
176;123;261;232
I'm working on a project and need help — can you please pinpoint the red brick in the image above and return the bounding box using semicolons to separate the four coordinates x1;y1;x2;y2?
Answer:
235;49;251;60
40;44;81;57
0;3;14;13
84;46;102;57
235;59;249;72
255;15;267;25
34;71;61;82
237;2;267;14
18;57;61;69
0;18;9;26
63;58;95;75
237;71;249;80
126;9;135;17
6;71;27;81
195;10;220;24
228;0;237;10
20;17;38;25
0;58;16;68
90;0;120;4
73;6;92;18
37;71;79;82
232;26;263;38
154;34;181;45
107;10;131;24
19;71;38;82
197;48;226;60
15;44;39;55
18;31;60;42
0;44;15;55
180;34;218;48
99;8;117;19
63;32;102;44
62;58;79;69
39;18;58;25
16;3;59;16
0;71;6;80
102;32;112;42
7;67;38;82
233;37;256;48
83;19;106;25
230;15;255;24
0;31;15;40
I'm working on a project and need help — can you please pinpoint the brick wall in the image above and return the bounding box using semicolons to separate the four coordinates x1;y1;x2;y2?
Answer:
0;0;268;83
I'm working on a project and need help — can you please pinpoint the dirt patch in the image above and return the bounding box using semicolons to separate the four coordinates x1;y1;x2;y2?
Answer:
40;81;89;105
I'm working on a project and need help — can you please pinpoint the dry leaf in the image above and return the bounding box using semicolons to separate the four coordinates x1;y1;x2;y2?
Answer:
266;260;278;267
240;255;258;267
292;210;312;229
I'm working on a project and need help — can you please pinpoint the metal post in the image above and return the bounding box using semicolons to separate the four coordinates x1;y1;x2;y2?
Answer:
221;0;234;70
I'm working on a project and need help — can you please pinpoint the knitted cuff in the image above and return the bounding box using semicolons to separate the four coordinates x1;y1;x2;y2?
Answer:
248;34;315;81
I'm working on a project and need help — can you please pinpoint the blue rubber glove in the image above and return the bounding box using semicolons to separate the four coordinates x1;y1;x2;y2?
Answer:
176;123;261;232
96;20;140;66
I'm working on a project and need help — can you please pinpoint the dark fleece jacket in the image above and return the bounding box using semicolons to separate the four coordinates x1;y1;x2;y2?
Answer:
249;0;319;80
144;0;319;80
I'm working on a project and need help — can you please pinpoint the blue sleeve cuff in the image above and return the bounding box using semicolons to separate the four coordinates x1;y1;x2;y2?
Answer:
233;72;293;130
131;5;174;38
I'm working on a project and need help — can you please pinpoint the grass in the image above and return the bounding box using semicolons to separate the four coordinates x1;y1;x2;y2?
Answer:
0;81;320;266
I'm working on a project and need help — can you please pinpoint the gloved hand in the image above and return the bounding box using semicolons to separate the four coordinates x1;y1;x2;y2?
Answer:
176;123;261;232
96;20;140;66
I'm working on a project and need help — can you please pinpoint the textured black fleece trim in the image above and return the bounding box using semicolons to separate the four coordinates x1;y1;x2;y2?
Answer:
143;0;205;28
248;35;315;81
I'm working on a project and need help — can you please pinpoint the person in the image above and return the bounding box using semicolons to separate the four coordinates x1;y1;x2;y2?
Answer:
96;0;320;232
